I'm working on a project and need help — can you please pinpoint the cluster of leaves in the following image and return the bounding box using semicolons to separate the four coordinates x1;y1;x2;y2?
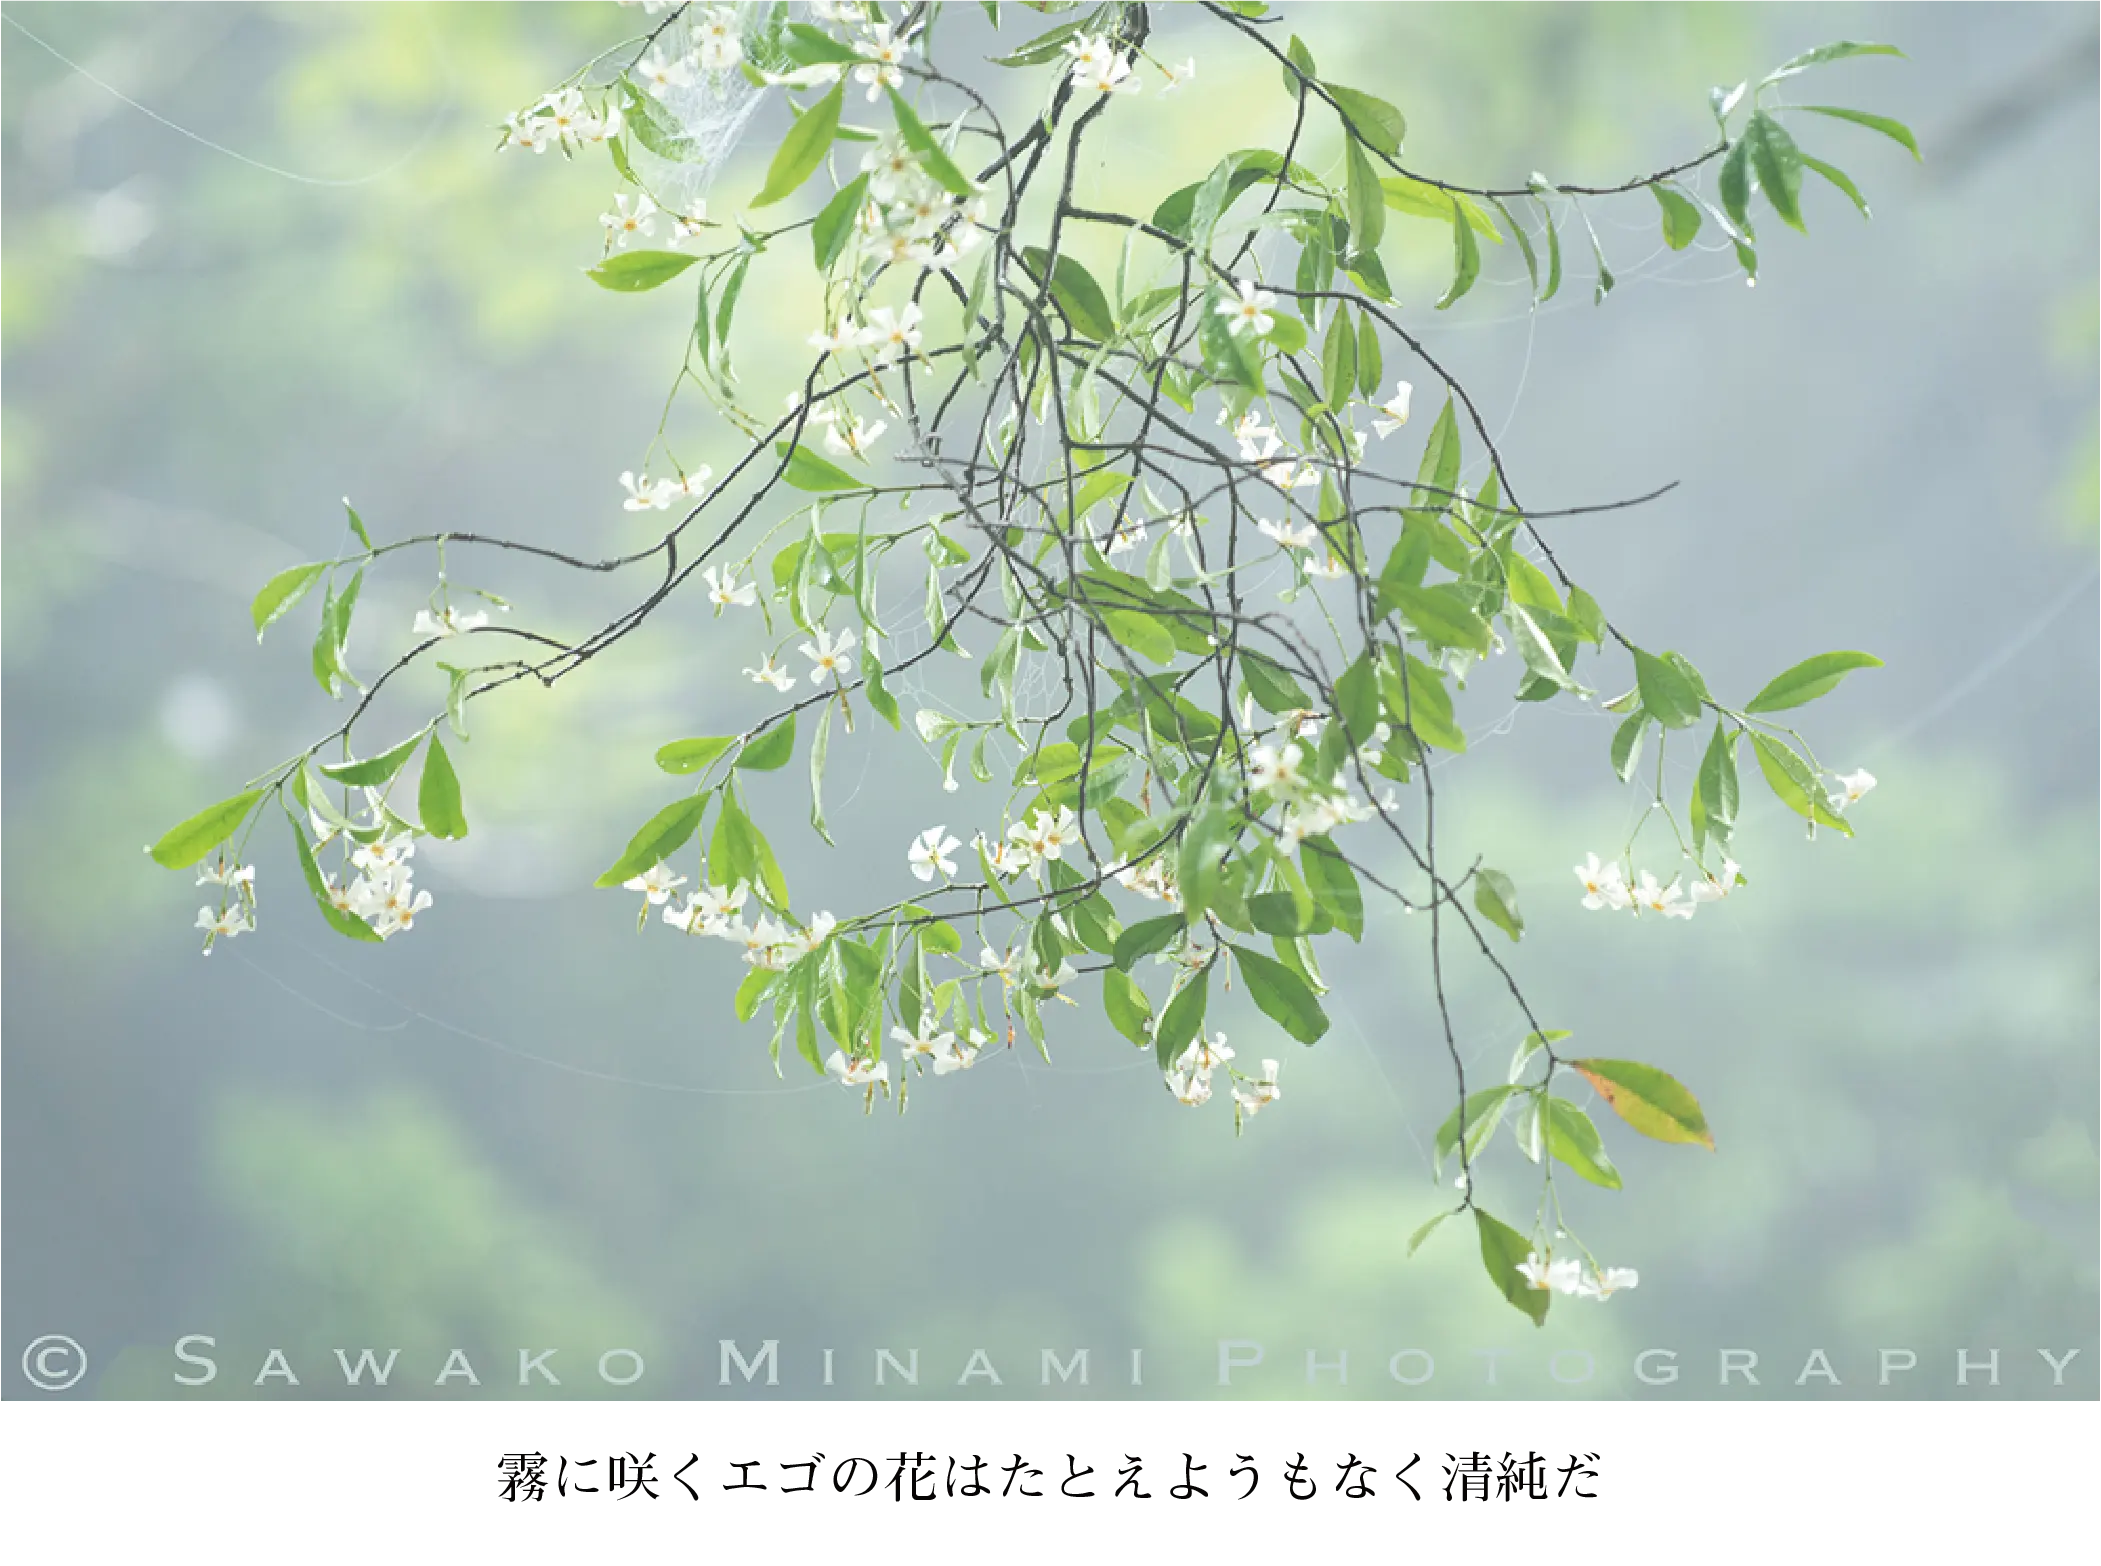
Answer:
150;1;1914;1318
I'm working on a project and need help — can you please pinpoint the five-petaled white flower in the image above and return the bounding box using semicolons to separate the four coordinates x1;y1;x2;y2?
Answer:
666;210;710;246
821;411;886;461
851;24;912;100
196;855;255;889
1372;380;1414;437
890;1015;957;1059
1574;852;1632;912
862;303;923;364
620;471;672;511
1632;870;1696;920
357;866;432;938
1829;768;1876;809
807;320;862;355
1160;57;1197;93
1517;1251;1586;1295
635;47;693;100
704;566;757;610
746;656;796;693
1257;516;1319;550
624;861;686;905
1076;51;1140;97
1248;742;1305;798
413;606;488;639
800;625;858;682
195;904;254;947
825;1050;890;1088
908;825;961;882
601;192;658;249
1233;1058;1283;1117
1218;278;1277;337
1175;1033;1235;1076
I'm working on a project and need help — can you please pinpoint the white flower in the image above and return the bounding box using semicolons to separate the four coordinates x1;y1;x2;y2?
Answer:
322;875;359;915
890;1015;957;1059
861;134;920;201
774;912;836;965
1257;516;1319;550
737;914;791;968
601;192;658;249
1372;380;1414;438
619;471;672;511
931;1034;982;1074
908;825;961;882
1218;278;1277;337
851;23;911;100
760;63;846;89
623;861;686;905
1690;857;1742;904
746;656;797;692
536;89;592;145
1166;1066;1213;1106
666;210;710;246
1517;1251;1586;1295
1576;1265;1640;1300
1104;517;1147;556
808;320;862;355
662;467;712;500
800;625;857;682
1632;870;1696;920
1233;1058;1282;1117
351;834;415;875
704;566;757;610
821;410;886;461
635;47;693;100
1062;33;1111;75
1248;742;1305;798
195;855;255;889
691;881;750;932
580;103;624;146
1174;1032;1234;1077
980;945;1021;987
1160;57;1196;93
1076;52;1140;97
413;606;488;638
1829;768;1876;809
826;1050;890;1088
693;7;743;71
504;114;550;154
195;904;253;947
1574;852;1631;912
861;303;923;364
1036;805;1080;860
358;866;433;938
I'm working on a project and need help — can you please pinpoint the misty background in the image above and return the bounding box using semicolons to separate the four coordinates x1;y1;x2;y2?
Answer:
4;1;2095;1399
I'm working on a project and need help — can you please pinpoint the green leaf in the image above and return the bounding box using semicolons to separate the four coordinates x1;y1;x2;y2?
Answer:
620;82;707;161
1380;653;1467;753
1263;313;1307;357
1101;968;1153;1047
776;441;867;492
990;14;1090;66
1800;154;1872;219
1719;136;1754;232
1197;293;1262;390
1473;867;1523;943
319;730;426;788
1474;1209;1550;1326
1019;247;1117;342
1632;647;1703;729
1435;1085;1518;1174
1696;721;1740;847
751;79;844;208
1570;1058;1714;1150
885;86;974;197
1230;943;1328;1045
593;793;708;889
1650;183;1703;250
1406;1210;1451;1257
1610;708;1648;783
1539;196;1562;301
1281;33;1317;99
1761;40;1904;88
1301;839;1363;940
780;21;867;67
1324;82;1405;155
1794;105;1920;161
1544;1097;1622;1189
1743;650;1883;714
251;563;327;641
586;249;702;293
1385;582;1492;656
289;820;383;943
1434;185;1481;310
736;714;797;772
657;735;739;776
1378;175;1499;240
1343;138;1385;260
1153;968;1209;1070
808;699;834;846
1744;110;1807;232
149;789;263;870
1113;913;1182;971
1355;310;1383;399
342;499;374;552
811;173;870;271
418;733;468;840
1749;733;1852;835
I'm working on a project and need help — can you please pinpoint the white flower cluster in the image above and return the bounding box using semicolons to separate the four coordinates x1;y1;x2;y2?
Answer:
322;833;435;940
1112;853;1179;907
502;86;622;155
645;869;837;971
1518;1251;1639;1301
1163;1032;1282;1123
1062;32;1142;98
1240;704;1394;848
618;468;714;511
631;5;747;100
194;854;256;950
953;804;1082;888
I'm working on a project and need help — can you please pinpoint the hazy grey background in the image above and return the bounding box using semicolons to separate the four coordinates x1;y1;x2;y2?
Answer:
4;1;2095;1400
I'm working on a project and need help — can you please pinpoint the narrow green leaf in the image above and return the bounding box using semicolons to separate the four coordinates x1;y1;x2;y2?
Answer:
751;79;844;208
594;793;709;888
1019;246;1117;342
1545;1097;1622;1189
1697;721;1740;846
1301;839;1363;940
319;730;427;788
1743;650;1883;714
1475;1208;1551;1326
1230;943;1328;1044
885;86;974;197
1611;708;1648;782
1744;110;1807;233
1794;105;1921;161
149;789;263;870
1761;40;1904;87
252;564;327;640
1749;733;1852;835
1113;913;1182;971
586;249;702;293
1632;647;1703;729
1153;968;1209;1070
736;713;797;772
1434;186;1481;310
1343;137;1386;260
1102;967;1153;1047
657;735;739;776
1800;153;1872;219
1324;82;1405;155
811;173;870;270
775;441;867;492
1473;867;1523;943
